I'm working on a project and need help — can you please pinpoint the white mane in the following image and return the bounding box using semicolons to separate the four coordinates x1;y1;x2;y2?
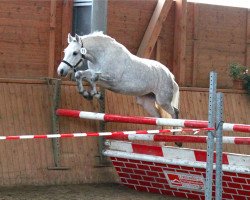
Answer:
81;31;113;40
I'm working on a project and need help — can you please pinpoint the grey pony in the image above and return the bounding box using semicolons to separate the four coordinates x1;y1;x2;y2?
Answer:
57;32;180;119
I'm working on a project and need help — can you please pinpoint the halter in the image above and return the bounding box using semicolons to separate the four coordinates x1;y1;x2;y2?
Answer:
61;47;87;72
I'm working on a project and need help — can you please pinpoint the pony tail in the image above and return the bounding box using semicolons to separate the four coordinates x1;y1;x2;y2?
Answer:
171;80;180;110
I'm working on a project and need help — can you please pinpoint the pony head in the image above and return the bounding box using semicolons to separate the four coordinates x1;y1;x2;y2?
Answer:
57;33;87;77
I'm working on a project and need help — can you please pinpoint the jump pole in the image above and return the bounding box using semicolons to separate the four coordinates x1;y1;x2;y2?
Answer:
1;129;249;145
0;128;200;140
56;109;250;133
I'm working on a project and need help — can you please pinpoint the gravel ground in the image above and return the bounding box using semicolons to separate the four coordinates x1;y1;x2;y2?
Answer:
0;183;185;200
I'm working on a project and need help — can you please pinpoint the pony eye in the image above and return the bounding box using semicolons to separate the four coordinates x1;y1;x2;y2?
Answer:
73;51;78;56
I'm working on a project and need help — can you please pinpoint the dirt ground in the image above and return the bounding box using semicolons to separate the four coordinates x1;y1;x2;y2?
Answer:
0;183;185;200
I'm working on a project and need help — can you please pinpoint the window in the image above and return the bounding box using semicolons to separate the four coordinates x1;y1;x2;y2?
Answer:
72;0;92;35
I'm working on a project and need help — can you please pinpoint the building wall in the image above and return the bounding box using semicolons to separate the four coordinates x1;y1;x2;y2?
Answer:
0;0;64;79
0;1;49;78
107;1;250;88
185;4;249;88
0;0;249;186
0;0;248;87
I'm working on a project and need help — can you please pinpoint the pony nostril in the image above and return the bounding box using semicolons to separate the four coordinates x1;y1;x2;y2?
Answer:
60;69;64;75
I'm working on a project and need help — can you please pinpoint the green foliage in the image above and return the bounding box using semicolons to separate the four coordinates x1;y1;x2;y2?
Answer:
229;63;249;94
229;63;248;80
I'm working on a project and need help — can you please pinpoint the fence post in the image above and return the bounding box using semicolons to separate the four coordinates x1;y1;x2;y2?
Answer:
51;79;61;167
47;78;69;170
205;71;217;200
215;92;224;200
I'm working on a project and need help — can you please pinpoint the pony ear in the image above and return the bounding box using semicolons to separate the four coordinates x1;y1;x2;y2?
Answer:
67;33;73;43
75;34;83;46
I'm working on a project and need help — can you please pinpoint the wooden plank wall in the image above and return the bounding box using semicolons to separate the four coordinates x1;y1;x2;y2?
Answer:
0;0;249;187
0;80;117;186
107;1;249;88
0;80;249;186
0;0;63;79
186;4;248;88
0;1;49;78
1;0;248;87
107;0;175;72
107;0;157;54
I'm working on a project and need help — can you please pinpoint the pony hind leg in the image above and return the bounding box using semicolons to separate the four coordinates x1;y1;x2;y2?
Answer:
136;93;161;118
156;101;176;119
155;92;179;119
136;94;167;147
155;94;182;147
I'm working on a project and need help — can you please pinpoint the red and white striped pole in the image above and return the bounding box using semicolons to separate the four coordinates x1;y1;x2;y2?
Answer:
1;128;248;145
56;109;250;133
106;134;250;145
0;128;199;140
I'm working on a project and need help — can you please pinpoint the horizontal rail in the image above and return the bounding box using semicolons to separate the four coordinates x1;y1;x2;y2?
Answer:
0;129;203;140
4;126;246;144
56;109;250;133
107;135;250;145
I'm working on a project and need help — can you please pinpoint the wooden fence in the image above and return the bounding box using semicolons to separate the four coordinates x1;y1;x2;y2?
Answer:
0;79;249;186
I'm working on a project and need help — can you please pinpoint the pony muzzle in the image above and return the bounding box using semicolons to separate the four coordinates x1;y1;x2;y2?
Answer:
57;63;71;77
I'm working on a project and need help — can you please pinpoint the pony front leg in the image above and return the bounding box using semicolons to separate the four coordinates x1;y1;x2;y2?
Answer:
84;72;103;100
75;70;102;100
89;81;103;100
75;72;92;100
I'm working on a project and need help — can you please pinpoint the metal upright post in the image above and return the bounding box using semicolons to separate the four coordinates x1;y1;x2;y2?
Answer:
215;93;224;200
205;72;217;200
91;0;110;165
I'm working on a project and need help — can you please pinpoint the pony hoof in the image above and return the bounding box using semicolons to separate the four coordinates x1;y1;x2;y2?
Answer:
75;72;81;79
90;90;97;97
83;95;93;101
175;142;183;147
86;96;93;100
94;92;103;100
82;91;89;96
97;93;104;100
80;91;93;100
